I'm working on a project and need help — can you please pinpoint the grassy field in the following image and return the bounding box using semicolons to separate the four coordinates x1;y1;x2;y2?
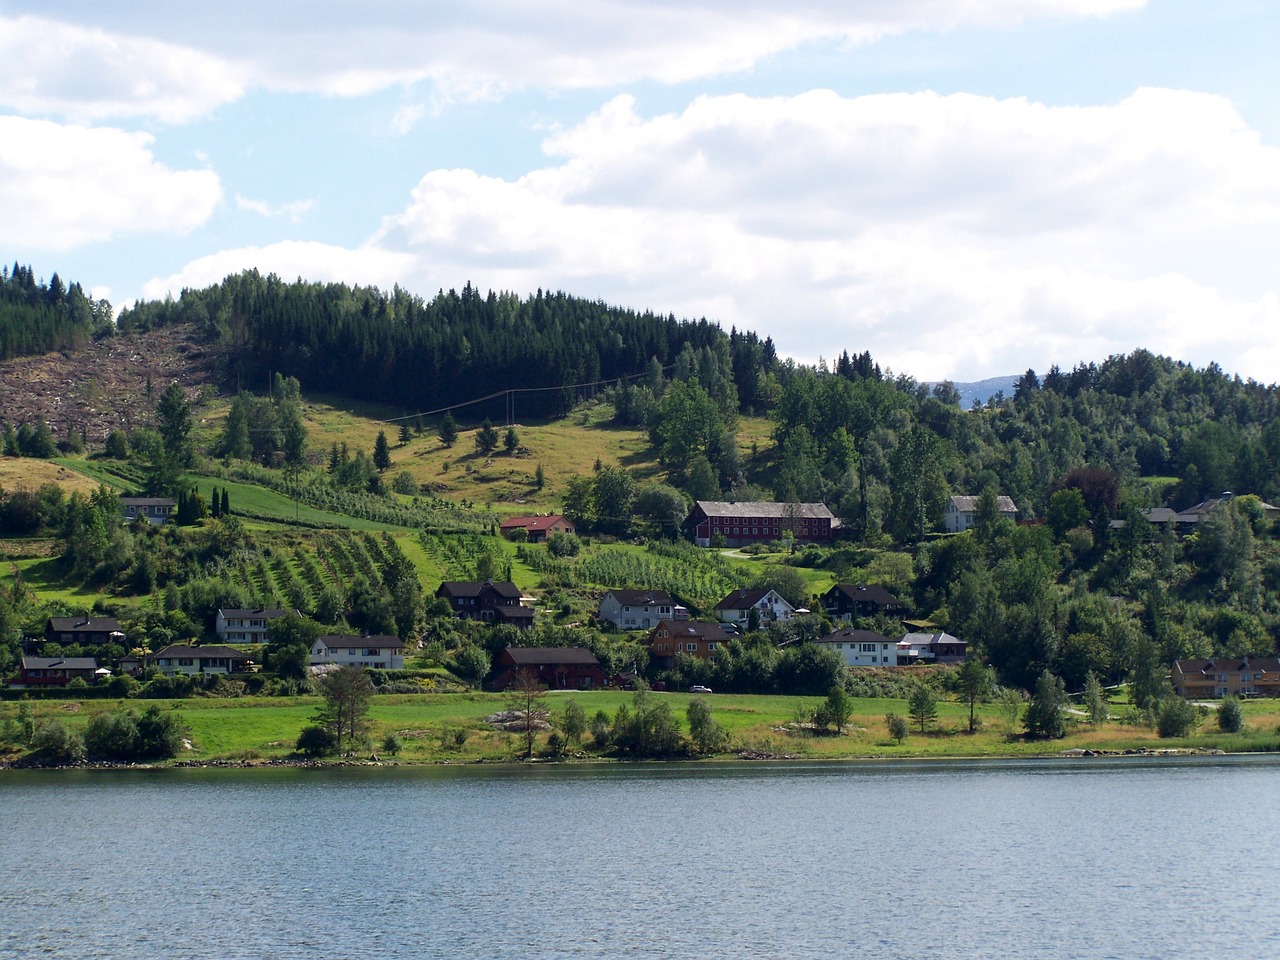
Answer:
6;690;1278;766
1;456;107;495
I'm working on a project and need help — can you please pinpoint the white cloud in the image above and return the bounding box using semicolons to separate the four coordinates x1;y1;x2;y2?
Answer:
390;103;426;136
0;2;1143;119
0;15;246;122
139;242;416;303
364;87;1280;381
236;194;316;223
0;116;222;250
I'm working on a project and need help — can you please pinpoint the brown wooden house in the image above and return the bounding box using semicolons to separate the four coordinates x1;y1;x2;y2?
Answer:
490;646;607;690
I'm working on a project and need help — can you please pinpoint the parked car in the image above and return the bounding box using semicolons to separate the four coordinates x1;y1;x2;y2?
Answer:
690;685;713;694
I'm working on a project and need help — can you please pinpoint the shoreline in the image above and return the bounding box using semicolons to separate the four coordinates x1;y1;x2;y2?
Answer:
0;744;1241;773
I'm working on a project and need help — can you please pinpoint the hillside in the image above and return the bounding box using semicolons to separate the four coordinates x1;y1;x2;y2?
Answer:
0;322;217;444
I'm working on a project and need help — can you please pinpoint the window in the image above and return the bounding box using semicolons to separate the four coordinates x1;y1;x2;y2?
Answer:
686;642;698;652
362;648;379;657
708;642;718;651
860;643;877;653
179;658;193;666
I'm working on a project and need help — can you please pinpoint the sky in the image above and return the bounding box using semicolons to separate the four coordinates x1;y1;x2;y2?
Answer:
2;1;1278;384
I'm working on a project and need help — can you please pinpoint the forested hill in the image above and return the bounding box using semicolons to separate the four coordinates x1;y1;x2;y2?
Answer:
116;271;779;420
0;263;114;361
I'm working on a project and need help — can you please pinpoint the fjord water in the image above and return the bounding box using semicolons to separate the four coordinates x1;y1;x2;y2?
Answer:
2;757;1278;960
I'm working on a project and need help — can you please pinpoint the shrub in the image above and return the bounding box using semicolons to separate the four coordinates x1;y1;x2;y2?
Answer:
885;713;909;744
1156;697;1198;739
297;725;338;756
1217;696;1244;734
381;733;403;756
85;706;185;761
547;532;581;557
31;720;85;762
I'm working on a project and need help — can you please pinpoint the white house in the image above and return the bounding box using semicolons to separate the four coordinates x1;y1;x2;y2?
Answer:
309;634;405;670
215;608;297;643
815;629;898;668
945;495;1018;533
120;496;175;525
149;645;255;675
598;590;687;630
897;632;967;664
713;587;795;625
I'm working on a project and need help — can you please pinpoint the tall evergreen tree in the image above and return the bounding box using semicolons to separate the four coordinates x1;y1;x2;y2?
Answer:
373;431;392;472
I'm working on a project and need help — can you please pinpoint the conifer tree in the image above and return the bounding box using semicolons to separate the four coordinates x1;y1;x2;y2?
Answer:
373;430;392;472
439;413;458;447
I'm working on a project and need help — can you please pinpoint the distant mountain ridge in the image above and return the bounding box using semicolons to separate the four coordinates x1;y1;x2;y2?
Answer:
928;375;1020;408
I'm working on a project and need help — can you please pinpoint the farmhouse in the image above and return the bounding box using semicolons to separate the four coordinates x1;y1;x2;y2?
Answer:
897;632;967;664
44;617;124;647
685;500;836;548
436;581;534;628
814;629;898;668
120;496;175;525
821;583;904;622
944;495;1018;534
310;634;405;670
598;589;686;630
149;645;255;676
490;646;607;690
14;657;102;687
713;587;795;625
499;514;575;542
216;608;297;644
646;620;734;667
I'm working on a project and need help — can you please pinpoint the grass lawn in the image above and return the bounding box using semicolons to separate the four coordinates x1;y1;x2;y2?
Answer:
7;690;1279;766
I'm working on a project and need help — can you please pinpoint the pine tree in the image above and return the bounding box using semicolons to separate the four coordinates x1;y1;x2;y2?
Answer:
439;413;458;447
475;419;499;454
373;430;392;472
398;423;412;446
504;426;519;454
534;463;545;490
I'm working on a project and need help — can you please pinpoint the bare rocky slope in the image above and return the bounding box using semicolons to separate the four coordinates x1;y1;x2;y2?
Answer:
0;324;218;444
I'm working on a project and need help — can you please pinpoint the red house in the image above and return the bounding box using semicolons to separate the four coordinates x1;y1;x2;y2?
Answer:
499;514;575;543
17;656;101;687
490;646;608;690
686;500;836;547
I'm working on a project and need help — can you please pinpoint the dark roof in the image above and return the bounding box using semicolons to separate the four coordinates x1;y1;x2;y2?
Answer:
47;616;122;633
1174;657;1280;675
22;656;99;670
649;620;733;641
816;629;892;645
119;496;176;507
714;587;785;610
218;608;294;619
437;581;522;599
503;646;600;666
315;634;405;650
152;645;254;660
693;500;834;520
494;605;535;620
603;589;675;606
825;583;901;607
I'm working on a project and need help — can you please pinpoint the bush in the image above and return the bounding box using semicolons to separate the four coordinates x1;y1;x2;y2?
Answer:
31;720;85;762
885;713;909;744
84;706;185;761
547;532;581;557
1156;697;1199;739
1217;696;1244;734
296;725;338;756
